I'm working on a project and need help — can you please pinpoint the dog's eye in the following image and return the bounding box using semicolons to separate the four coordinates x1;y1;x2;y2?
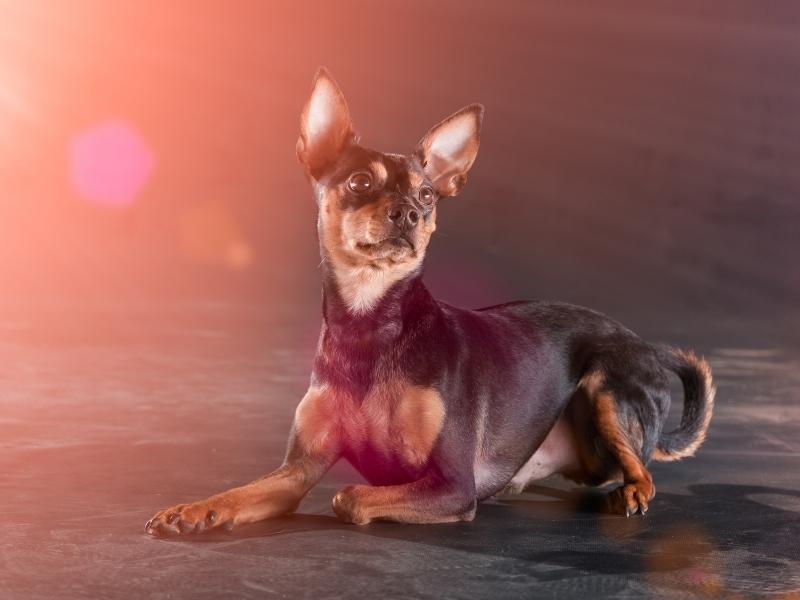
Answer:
348;172;372;194
419;185;436;205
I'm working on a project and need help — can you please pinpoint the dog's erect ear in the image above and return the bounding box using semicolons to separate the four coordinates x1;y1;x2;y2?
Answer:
297;68;354;177
415;104;483;197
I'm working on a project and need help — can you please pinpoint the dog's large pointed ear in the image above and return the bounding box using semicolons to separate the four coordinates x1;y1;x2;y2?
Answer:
414;104;483;197
297;68;354;177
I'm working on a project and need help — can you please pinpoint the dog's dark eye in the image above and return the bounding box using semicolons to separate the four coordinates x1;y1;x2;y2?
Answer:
419;185;436;205
348;172;372;194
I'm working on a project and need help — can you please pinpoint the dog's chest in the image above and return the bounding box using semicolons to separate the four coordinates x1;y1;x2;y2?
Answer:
343;382;445;473
295;380;445;477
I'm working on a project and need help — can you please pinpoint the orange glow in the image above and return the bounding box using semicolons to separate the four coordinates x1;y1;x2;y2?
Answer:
179;201;253;271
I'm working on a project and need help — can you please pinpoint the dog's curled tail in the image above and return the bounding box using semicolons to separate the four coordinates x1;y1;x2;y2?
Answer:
652;346;716;462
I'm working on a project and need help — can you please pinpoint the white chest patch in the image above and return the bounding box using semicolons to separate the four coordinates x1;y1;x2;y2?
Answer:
332;254;426;316
334;265;402;315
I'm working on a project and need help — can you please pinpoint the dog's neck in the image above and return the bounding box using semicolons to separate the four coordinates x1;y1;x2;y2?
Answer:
319;260;434;343
316;261;437;397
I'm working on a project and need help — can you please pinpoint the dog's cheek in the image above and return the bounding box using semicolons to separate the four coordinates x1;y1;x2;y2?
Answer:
340;212;362;247
360;202;383;241
319;193;358;265
416;214;436;251
368;209;387;241
318;191;342;239
352;205;384;244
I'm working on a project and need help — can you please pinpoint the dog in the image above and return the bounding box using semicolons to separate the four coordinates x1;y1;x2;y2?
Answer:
145;68;715;535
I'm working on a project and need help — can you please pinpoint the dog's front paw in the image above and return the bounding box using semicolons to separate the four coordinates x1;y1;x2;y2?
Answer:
332;486;371;525
145;499;236;537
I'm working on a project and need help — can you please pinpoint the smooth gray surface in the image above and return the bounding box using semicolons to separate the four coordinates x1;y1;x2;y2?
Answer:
1;302;798;599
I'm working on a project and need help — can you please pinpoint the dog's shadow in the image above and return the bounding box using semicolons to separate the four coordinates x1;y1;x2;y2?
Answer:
162;483;800;578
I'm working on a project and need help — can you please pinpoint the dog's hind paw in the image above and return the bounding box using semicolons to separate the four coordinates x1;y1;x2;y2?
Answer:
606;481;655;517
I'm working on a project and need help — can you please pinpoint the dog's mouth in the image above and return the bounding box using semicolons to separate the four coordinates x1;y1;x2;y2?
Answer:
356;235;414;253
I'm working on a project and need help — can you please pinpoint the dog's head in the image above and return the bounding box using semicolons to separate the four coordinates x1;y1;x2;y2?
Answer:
297;69;483;314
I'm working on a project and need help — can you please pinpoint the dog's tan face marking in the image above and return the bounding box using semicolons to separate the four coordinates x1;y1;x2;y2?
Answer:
315;153;439;314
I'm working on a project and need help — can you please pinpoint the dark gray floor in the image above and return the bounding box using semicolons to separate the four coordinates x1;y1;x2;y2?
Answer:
1;301;798;599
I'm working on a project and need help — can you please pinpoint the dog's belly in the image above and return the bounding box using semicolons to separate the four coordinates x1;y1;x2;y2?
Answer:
503;413;581;494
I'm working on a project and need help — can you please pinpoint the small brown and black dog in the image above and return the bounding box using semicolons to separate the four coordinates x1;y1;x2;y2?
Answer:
146;69;715;535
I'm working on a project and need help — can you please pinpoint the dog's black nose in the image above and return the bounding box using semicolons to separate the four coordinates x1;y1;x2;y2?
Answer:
388;204;419;229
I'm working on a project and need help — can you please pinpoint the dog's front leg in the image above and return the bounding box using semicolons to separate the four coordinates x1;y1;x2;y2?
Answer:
146;386;341;536
332;474;477;525
144;457;330;536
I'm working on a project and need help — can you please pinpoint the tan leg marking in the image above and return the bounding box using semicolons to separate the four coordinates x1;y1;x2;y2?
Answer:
594;392;655;515
582;372;656;516
332;477;475;525
294;385;342;456
146;386;338;536
145;460;327;536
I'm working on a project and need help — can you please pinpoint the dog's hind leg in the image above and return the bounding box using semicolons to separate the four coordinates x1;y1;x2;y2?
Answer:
581;372;656;516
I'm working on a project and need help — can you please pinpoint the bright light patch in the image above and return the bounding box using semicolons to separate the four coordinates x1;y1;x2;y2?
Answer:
69;120;154;206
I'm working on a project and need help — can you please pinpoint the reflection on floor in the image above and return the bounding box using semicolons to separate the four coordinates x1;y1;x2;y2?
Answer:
1;302;798;599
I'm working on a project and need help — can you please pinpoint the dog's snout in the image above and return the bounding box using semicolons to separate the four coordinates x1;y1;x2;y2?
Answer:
388;204;419;229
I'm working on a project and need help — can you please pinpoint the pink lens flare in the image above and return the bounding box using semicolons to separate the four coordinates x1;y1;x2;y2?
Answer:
69;119;154;206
